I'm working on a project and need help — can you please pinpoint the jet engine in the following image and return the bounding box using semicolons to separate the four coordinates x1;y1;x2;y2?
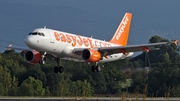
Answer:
82;49;101;62
24;50;42;64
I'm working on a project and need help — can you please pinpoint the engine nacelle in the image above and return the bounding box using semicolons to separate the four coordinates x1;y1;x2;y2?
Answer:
24;50;42;64
82;49;101;62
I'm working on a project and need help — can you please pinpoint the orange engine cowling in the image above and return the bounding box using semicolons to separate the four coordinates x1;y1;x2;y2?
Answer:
82;49;101;62
24;50;42;64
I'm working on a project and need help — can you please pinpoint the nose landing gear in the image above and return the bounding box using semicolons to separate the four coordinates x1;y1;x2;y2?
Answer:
39;52;47;65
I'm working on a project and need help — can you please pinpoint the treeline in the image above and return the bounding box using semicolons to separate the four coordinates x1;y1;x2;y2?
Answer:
0;35;180;97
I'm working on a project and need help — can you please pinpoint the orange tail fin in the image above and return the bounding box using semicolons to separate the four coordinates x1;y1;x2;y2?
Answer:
109;12;132;46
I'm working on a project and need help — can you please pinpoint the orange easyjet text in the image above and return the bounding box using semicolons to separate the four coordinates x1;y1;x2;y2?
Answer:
54;32;111;48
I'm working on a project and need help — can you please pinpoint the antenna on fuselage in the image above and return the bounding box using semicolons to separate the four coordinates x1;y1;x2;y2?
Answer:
44;26;46;29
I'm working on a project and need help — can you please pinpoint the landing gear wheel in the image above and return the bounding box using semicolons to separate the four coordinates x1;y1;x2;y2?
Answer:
91;65;101;72
58;66;64;73
54;58;64;73
54;66;64;73
54;66;59;73
91;65;96;72
96;66;101;72
39;60;45;65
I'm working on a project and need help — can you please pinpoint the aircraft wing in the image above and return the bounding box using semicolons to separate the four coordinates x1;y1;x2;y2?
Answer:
73;41;172;55
98;42;167;54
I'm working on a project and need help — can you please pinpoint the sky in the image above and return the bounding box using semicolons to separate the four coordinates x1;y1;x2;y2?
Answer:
0;0;180;53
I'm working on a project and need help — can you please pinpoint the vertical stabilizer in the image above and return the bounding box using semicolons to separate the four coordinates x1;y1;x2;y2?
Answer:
109;13;132;46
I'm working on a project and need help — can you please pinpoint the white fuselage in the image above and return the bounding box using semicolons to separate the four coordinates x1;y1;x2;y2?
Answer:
24;28;133;63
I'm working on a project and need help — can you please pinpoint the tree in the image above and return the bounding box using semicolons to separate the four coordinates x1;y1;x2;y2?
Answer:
17;76;45;96
56;79;70;96
0;35;179;97
129;71;147;93
148;66;180;97
0;66;13;96
162;52;170;64
8;75;19;96
171;84;180;97
68;80;93;96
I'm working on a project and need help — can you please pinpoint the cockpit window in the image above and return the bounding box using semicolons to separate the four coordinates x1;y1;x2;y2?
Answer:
41;33;45;36
38;33;41;36
32;32;38;35
29;32;45;36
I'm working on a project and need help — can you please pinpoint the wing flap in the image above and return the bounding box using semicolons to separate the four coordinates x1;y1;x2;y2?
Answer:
73;42;168;55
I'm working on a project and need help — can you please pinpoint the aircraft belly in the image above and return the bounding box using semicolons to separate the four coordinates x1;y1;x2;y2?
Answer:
61;53;123;63
99;53;123;63
49;42;66;57
46;43;82;59
61;57;85;62
62;45;82;59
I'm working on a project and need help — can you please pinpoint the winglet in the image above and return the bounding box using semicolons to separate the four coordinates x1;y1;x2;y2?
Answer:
109;12;132;46
173;40;178;46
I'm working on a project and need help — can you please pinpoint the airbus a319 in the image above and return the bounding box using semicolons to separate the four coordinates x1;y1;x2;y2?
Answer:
8;12;178;73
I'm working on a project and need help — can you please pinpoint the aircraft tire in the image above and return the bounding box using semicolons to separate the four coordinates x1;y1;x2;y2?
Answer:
96;66;101;72
59;66;64;73
91;65;96;72
54;66;59;73
39;60;45;65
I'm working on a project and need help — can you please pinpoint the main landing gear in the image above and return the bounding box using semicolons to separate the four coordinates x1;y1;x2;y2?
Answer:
91;63;101;72
54;58;64;73
38;52;64;73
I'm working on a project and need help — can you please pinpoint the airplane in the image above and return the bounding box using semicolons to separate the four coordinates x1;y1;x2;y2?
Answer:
8;12;178;73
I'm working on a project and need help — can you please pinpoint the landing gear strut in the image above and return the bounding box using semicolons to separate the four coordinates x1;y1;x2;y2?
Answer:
91;63;101;72
39;52;47;65
54;58;64;73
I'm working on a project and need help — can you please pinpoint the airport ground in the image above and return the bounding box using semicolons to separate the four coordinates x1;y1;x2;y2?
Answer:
0;97;180;101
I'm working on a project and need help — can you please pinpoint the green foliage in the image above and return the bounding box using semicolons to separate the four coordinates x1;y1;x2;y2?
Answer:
0;35;179;97
171;84;180;97
127;35;180;97
0;65;13;95
48;73;93;96
17;76;45;96
129;71;147;93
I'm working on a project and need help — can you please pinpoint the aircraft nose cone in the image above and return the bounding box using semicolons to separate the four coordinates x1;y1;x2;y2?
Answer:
24;36;35;47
